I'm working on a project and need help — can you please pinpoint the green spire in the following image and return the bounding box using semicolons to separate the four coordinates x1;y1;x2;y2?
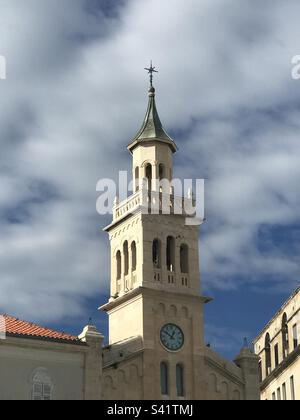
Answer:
128;64;178;154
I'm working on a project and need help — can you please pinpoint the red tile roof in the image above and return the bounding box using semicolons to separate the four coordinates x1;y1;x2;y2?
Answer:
1;314;81;344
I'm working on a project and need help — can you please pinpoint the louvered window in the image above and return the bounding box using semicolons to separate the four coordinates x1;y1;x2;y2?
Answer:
32;369;53;401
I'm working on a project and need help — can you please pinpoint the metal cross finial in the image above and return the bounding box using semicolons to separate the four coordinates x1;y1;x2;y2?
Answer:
145;61;158;87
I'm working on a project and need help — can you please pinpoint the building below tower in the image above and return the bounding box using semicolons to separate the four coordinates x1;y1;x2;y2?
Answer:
254;287;300;401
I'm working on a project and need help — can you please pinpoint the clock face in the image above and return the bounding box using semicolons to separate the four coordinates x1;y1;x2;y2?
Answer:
160;324;184;352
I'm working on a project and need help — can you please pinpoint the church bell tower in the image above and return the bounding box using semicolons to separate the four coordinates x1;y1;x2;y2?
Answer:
100;65;209;399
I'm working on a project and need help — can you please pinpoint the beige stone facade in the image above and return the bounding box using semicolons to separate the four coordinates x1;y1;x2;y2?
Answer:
100;84;260;401
0;324;103;400
254;287;300;400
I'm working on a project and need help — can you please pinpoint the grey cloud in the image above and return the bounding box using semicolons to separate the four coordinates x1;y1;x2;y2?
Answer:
0;0;300;322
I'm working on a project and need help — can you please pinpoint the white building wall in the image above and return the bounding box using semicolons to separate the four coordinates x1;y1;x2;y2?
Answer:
0;340;85;400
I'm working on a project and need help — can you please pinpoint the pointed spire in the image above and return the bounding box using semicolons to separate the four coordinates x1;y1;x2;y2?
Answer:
128;63;177;154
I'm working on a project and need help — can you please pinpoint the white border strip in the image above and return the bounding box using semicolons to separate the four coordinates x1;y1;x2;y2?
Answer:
0;316;6;340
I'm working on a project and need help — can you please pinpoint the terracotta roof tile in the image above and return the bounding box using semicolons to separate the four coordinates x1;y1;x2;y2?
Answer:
1;314;80;344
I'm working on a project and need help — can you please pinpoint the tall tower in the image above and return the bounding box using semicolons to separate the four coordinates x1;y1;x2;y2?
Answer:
100;66;209;399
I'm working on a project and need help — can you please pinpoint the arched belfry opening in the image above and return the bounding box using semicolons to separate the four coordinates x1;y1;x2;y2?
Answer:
153;239;161;269
166;236;175;272
145;164;152;192
180;244;189;274
159;164;165;181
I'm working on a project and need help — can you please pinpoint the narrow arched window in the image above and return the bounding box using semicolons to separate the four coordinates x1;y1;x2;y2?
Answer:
258;360;262;383
131;242;137;272
123;241;129;276
153;239;161;268
180;244;189;274
146;164;152;192
176;364;185;397
160;362;169;396
167;236;175;272
32;369;53;401
116;251;122;280
135;167;140;192
159;164;165;181
282;313;289;359
265;333;271;375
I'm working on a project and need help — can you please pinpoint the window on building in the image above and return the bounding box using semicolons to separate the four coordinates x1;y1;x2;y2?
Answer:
135;167;140;192
180;244;189;274
116;251;122;280
159;164;165;181
131;242;137;272
160;362;169;396
282;383;287;401
166;236;175;272
153;239;161;268
282;313;289;358
293;324;298;349
272;392;276;401
176;364;185;397
290;376;296;400
265;333;271;375
123;241;129;276
277;387;281;401
32;369;52;401
274;344;279;368
258;361;262;383
146;164;152;192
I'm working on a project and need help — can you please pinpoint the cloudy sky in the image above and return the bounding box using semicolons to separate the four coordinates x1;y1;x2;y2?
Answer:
0;0;300;359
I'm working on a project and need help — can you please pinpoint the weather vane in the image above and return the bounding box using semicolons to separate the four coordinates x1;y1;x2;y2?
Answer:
145;61;158;87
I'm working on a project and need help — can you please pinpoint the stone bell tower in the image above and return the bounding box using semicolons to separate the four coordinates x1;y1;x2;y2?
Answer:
100;65;210;399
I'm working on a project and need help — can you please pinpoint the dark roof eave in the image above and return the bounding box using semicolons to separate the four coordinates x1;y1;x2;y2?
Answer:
5;332;86;346
127;137;178;154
